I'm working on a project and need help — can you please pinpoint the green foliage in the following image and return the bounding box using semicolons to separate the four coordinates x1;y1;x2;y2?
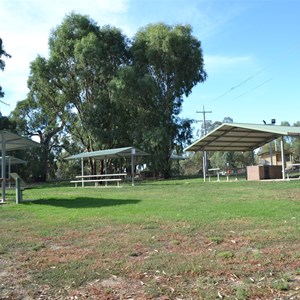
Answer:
15;14;206;180
0;37;11;100
217;250;235;259
12;13;130;179
0;113;17;131
209;236;223;244
235;284;248;299
273;279;290;291
46;13;129;153
130;23;206;177
210;151;254;170
290;121;300;162
10;98;63;181
180;151;203;175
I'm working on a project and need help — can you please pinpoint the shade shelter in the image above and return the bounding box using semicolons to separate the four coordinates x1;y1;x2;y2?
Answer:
0;156;27;188
0;131;40;202
184;123;300;180
66;146;149;186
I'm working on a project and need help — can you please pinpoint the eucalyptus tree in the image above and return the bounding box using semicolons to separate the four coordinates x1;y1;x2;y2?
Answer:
130;23;207;178
0;37;11;103
10;97;64;181
26;15;207;178
291;121;300;162
27;13;129;173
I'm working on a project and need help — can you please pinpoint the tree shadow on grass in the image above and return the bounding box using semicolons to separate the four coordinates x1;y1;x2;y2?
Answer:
23;197;141;209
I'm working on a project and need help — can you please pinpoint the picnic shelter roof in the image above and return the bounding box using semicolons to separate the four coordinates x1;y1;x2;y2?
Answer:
0;156;27;165
185;123;300;152
1;131;40;202
66;146;149;160
0;130;40;151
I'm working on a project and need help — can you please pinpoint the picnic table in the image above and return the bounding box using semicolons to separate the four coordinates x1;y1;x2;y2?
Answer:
70;173;127;187
208;168;221;182
286;163;300;179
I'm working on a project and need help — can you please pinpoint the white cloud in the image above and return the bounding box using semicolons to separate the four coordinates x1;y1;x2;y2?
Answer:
0;0;253;115
0;0;130;115
204;55;252;74
165;0;250;40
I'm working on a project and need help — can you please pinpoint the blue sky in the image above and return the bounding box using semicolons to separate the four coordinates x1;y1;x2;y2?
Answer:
0;0;299;133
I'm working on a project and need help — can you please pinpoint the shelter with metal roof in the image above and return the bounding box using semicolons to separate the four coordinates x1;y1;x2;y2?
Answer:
0;156;27;165
1;131;40;202
184;123;300;180
66;147;149;186
0;156;27;188
66;146;149;161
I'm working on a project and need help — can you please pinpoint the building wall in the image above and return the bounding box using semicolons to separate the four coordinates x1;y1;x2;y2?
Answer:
260;152;292;167
247;165;282;180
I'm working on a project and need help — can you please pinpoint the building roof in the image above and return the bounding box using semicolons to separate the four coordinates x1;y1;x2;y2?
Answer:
185;123;300;152
66;146;149;160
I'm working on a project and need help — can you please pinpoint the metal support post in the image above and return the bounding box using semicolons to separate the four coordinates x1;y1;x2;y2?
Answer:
270;141;273;165
15;176;22;204
81;158;84;187
1;132;6;202
280;136;286;180
203;150;206;182
131;148;136;186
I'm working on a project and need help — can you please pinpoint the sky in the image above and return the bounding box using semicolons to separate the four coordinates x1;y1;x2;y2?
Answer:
1;0;300;135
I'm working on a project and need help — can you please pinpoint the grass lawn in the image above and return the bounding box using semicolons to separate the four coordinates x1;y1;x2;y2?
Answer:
0;178;299;299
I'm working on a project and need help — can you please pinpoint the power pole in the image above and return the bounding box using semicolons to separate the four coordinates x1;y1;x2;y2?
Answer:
196;106;212;182
196;105;212;135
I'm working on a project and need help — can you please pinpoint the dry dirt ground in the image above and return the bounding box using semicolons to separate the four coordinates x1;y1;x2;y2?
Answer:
1;232;300;300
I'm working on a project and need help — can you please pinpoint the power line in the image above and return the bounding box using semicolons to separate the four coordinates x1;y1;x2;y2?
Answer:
212;43;300;103
229;78;272;101
212;69;264;102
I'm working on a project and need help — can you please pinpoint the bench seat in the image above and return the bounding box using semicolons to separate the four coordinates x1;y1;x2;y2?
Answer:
70;178;122;187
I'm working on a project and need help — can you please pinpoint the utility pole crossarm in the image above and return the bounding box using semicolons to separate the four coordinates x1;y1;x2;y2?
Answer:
196;105;212;135
196;106;212;182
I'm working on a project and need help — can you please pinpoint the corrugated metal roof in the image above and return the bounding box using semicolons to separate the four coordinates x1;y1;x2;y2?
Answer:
1;131;40;202
66;146;149;160
185;123;300;152
0;131;40;150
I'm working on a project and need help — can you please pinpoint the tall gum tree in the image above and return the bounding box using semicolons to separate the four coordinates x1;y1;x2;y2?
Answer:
130;23;207;178
26;13;129;174
0;38;11;105
10;97;64;181
24;15;207;178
